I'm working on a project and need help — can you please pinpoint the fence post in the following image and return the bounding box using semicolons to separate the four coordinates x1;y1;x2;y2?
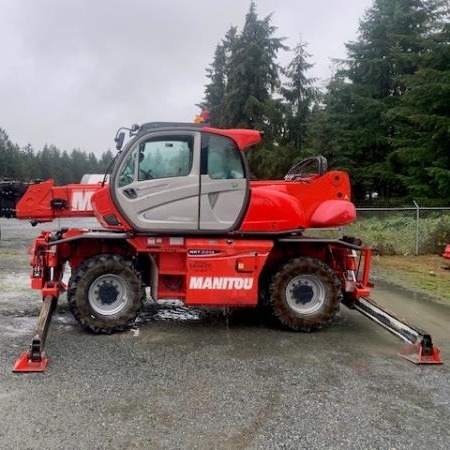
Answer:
413;200;420;255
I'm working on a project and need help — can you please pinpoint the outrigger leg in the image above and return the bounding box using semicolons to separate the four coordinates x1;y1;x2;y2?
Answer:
352;297;443;364
13;296;57;372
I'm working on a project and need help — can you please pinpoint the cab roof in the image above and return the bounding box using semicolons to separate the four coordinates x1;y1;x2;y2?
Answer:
138;122;263;151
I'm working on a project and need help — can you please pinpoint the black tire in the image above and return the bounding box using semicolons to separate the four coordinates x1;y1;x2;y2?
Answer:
67;254;143;334
269;257;342;332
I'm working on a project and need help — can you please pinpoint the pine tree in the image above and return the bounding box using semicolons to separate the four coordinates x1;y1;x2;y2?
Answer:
280;40;318;152
220;1;286;132
99;149;115;173
0;129;28;180
307;0;441;201
0;126;118;183
388;7;450;200
202;26;237;126
200;2;287;178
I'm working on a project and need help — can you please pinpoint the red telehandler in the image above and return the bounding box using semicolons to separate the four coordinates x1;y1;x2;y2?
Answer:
10;122;442;371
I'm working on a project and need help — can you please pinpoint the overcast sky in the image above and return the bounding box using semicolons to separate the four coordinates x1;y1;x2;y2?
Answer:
0;0;373;155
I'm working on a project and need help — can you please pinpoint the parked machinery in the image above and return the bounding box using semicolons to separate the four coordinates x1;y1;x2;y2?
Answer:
9;123;442;371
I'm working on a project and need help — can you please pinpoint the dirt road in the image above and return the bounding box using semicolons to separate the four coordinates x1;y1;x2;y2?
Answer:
1;218;449;449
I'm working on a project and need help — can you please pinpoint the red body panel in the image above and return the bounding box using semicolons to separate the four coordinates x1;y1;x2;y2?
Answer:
126;236;273;305
240;171;354;232
309;200;356;228
91;185;132;231
184;239;272;306
28;229;373;308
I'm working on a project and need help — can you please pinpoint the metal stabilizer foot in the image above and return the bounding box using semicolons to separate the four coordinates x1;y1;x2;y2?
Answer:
13;296;57;373
13;351;49;372
398;335;443;365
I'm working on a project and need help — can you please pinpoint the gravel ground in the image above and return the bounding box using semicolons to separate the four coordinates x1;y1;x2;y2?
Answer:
1;218;449;450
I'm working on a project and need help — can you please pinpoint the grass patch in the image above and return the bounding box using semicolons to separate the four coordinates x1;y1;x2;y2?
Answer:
372;254;450;303
306;215;450;304
346;213;450;255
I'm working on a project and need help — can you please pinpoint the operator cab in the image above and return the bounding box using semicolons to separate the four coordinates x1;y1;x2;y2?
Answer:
110;125;251;232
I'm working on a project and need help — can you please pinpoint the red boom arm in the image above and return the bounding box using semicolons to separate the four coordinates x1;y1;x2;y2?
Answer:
16;179;101;222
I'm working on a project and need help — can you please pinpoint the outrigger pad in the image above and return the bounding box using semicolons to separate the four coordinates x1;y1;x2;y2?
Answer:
398;344;443;365
12;351;49;372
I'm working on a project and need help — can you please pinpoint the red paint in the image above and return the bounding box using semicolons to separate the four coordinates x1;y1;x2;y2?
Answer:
13;351;49;372
91;185;132;231
442;244;450;259
184;239;272;306
12;125;384;372
398;344;443;364
240;171;353;231
16;179;101;221
202;127;262;150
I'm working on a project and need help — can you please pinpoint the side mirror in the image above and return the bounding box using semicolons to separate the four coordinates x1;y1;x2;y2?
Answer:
115;131;125;150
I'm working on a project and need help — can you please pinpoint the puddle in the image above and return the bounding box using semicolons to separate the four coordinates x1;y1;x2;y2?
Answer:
137;302;215;325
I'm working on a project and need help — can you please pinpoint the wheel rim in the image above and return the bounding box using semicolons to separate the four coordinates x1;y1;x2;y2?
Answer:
88;274;130;316
285;274;326;316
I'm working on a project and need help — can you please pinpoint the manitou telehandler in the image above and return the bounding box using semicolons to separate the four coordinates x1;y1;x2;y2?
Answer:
9;122;442;371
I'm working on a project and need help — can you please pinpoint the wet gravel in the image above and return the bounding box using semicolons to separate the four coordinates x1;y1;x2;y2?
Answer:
1;218;450;450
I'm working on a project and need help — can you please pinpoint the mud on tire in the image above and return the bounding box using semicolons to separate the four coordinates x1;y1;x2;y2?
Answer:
269;257;342;332
67;254;143;334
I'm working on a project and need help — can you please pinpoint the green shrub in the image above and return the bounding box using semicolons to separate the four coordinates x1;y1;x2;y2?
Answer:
345;213;450;255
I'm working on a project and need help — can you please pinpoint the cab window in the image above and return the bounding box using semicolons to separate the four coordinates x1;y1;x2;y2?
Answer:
138;135;194;181
118;149;137;187
202;134;244;180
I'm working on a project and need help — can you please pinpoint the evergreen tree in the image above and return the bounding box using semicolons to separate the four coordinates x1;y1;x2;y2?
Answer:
0;127;118;184
203;26;237;126
70;149;91;183
269;40;320;176
305;73;355;167
280;40;318;152
388;10;450;200
346;0;431;98
308;0;442;201
99;149;115;173
0;129;27;180
220;1;286;133
37;145;63;182
200;2;288;178
57;150;74;184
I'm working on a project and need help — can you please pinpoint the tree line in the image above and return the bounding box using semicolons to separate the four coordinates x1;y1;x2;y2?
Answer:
200;0;450;204
2;0;449;204
0;128;114;185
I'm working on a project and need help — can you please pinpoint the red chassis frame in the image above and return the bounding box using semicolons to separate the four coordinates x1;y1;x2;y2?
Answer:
27;231;372;307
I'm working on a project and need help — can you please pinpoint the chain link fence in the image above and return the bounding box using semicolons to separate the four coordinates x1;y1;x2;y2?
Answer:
350;204;450;255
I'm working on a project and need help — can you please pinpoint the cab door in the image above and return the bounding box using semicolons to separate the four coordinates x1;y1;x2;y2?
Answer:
113;132;200;232
199;133;249;231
